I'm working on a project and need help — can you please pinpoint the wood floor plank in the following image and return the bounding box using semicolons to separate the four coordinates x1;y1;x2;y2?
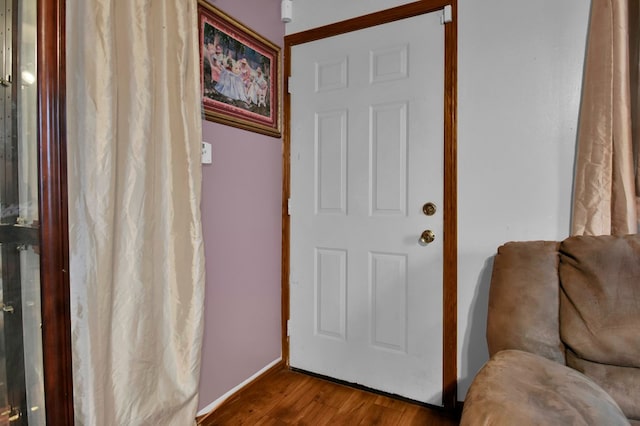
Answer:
199;368;461;426
356;403;404;426
255;415;290;426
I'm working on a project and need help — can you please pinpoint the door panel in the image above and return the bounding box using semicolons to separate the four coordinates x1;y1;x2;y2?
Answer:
290;11;445;404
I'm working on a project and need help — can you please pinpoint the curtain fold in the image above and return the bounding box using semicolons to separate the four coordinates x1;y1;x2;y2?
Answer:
572;0;640;235
66;0;205;424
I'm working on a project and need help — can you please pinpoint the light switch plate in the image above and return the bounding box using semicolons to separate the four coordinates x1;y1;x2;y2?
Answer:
202;142;212;164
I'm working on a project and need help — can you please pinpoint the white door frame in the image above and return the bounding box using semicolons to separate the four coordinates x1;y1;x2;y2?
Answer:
281;0;459;409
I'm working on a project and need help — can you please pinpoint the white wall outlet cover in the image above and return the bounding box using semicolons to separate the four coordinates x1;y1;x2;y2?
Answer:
202;142;212;164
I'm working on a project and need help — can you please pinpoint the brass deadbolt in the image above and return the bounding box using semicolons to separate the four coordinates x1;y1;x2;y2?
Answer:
423;202;437;216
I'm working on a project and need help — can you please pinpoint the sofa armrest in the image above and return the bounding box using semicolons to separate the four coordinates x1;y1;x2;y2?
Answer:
460;350;630;426
488;241;565;363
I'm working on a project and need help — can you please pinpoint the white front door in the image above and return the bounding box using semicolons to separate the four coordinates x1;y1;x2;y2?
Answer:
289;10;445;404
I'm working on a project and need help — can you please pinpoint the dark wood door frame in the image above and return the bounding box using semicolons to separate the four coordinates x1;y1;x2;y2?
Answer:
281;0;458;409
38;0;75;423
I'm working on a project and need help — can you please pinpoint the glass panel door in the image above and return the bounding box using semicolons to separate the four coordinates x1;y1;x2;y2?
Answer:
0;0;44;424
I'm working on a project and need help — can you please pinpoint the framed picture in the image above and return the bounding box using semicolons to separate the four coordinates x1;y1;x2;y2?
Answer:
198;1;281;138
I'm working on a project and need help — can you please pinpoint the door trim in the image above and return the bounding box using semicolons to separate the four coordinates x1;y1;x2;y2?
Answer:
281;0;458;409
38;0;75;422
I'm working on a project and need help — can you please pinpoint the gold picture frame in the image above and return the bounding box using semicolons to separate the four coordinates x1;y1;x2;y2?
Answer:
198;1;282;137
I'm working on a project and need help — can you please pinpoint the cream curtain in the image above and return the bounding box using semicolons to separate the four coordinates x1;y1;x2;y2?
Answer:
66;1;205;425
572;0;640;235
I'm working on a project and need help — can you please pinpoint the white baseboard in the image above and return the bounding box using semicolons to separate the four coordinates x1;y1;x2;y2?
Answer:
196;357;282;418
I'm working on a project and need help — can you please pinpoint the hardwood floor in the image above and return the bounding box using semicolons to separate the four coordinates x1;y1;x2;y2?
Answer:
198;366;461;425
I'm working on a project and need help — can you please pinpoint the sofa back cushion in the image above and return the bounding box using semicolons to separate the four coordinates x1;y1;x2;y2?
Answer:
487;241;565;363
559;234;640;420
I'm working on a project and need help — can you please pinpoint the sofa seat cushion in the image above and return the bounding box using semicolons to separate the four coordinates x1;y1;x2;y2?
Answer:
461;350;629;426
567;349;640;421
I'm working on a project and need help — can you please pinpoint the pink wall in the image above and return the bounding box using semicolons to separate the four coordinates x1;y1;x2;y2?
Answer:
198;0;284;411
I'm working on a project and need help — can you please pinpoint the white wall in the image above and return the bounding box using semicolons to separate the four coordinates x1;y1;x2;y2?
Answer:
456;0;589;398
286;0;590;400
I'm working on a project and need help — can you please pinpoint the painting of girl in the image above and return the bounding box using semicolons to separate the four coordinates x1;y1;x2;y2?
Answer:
198;1;281;137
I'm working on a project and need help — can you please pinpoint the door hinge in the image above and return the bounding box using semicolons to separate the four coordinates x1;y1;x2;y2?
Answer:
2;406;21;422
441;5;453;24
287;319;291;337
288;76;293;94
0;75;11;87
287;198;292;215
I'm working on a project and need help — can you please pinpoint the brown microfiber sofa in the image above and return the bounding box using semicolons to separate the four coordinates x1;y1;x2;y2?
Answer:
461;234;640;425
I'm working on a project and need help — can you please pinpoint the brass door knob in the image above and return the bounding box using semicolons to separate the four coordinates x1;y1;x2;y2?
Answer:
419;230;435;245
